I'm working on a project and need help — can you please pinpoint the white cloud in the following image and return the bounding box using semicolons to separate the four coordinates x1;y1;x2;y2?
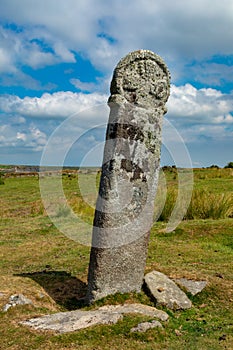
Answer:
0;46;14;73
28;126;47;150
0;121;48;152
167;84;233;124
70;79;98;92
0;91;108;119
187;62;233;87
1;1;233;166
16;131;26;141
11;115;26;124
177;123;233;145
1;0;233;74
22;45;56;69
70;75;111;93
0;84;232;131
0;84;232;157
0;25;76;90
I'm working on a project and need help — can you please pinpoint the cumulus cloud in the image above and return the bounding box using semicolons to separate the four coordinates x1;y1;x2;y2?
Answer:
0;46;14;73
0;85;232;130
0;120;47;152
70;76;111;93
70;79;99;93
0;91;108;120
1;0;233;166
0;84;232;152
167;84;233;125
1;0;233;75
0;25;75;89
0;25;76;70
16;131;26;141
187;62;233;87
0;90;109;161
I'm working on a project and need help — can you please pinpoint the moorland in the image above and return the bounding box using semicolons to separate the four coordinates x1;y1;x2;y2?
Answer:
0;166;232;350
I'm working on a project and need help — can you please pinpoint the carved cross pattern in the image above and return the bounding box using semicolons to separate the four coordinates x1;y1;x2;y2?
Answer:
122;59;169;107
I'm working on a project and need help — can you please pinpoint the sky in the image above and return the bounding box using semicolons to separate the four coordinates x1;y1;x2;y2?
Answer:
0;0;233;167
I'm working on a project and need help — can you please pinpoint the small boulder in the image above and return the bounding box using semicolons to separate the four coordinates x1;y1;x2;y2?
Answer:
174;278;207;295
144;271;192;310
2;294;33;312
130;320;162;333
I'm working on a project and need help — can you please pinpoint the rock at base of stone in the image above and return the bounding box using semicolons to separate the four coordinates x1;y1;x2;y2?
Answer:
174;278;207;296
144;271;192;310
130;320;162;333
98;303;169;321
21;309;123;333
20;303;169;333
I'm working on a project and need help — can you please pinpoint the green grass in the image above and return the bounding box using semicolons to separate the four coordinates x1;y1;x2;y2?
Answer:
158;188;233;221
156;168;233;221
0;169;232;349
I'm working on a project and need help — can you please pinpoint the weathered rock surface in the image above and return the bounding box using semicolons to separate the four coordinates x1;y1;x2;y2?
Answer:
87;50;170;303
130;320;162;333
144;271;192;310
2;294;33;312
20;303;169;333
174;278;207;296
99;303;169;321
21;309;123;333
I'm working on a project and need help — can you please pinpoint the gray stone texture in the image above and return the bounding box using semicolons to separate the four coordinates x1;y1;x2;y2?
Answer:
2;294;33;312
174;278;207;295
21;303;169;333
98;303;169;321
21;309;123;333
144;271;192;310
87;50;170;303
130;320;162;333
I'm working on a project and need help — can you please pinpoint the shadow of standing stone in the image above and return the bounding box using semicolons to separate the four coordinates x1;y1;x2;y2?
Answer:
17;271;87;310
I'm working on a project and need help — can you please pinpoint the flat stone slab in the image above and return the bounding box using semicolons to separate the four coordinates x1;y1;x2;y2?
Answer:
21;309;123;333
174;278;207;295
20;303;169;333
144;271;192;310
130;320;162;333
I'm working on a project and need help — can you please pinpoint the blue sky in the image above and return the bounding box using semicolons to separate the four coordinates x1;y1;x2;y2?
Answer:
0;0;233;167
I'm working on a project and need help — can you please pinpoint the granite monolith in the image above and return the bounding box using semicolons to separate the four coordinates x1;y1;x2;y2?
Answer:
87;50;170;303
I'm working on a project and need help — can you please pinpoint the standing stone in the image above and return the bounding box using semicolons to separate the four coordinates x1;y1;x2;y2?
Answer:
87;50;170;303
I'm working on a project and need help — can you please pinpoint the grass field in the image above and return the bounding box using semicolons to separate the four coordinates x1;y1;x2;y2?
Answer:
0;168;232;349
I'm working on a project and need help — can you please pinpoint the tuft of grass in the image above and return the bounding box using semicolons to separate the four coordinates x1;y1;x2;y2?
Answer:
157;189;233;222
68;197;95;225
156;188;177;222
55;204;72;218
186;190;233;220
0;172;5;185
